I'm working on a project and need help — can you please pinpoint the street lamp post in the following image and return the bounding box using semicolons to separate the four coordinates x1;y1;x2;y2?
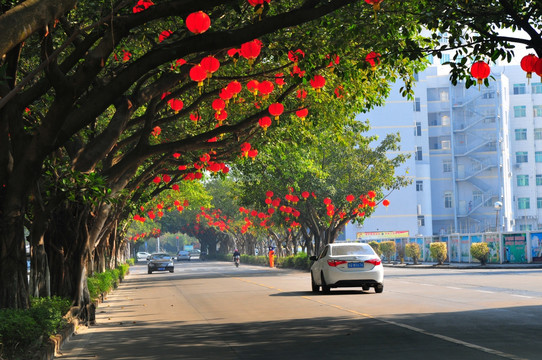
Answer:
494;201;502;232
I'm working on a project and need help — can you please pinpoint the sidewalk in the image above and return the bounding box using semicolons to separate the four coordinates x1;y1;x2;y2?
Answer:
383;261;542;269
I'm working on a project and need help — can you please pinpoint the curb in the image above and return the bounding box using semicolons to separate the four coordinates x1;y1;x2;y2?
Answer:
383;262;542;269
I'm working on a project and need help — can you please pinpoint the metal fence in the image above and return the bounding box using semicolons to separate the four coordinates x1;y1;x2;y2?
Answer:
362;232;542;264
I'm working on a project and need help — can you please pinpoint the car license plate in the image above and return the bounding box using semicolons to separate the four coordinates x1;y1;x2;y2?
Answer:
348;262;364;268
158;267;165;271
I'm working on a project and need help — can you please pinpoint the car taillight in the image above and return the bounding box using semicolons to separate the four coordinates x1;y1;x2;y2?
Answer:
327;260;348;267
365;258;382;266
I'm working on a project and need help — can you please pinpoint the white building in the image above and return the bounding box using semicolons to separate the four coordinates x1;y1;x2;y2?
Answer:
344;64;542;242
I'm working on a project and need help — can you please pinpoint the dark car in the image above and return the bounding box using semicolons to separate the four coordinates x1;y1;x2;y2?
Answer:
147;253;174;274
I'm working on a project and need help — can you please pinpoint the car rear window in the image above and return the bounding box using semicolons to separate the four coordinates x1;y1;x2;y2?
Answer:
152;254;170;260
331;245;374;256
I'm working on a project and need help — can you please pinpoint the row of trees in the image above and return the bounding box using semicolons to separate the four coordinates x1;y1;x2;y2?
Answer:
1;0;541;313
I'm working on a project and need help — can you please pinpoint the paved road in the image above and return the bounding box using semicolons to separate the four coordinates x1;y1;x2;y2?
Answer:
57;261;542;360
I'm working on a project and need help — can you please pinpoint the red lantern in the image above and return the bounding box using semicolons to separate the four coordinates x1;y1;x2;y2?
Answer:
534;58;542;81
368;190;376;198
296;108;308;121
259;116;272;132
240;39;262;65
247;80;260;96
133;0;154;13
186;11;211;34
266;190;274;198
382;199;390;207
214;110;227;124
158;30;172;43
227;81;242;98
366;51;381;69
301;191;309;199
310;75;326;92
323;197;332;205
297;89;307;101
248;149;258;160
241;142;251;157
275;73;285;88
168;99;183;112
470;61;490;85
520;54;539;79
258;80;274;99
365;0;383;11
346;194;355;202
200;56;220;78
219;88;233;102
190;64;207;88
268;103;284;120
212;98;226;113
153;176;161;184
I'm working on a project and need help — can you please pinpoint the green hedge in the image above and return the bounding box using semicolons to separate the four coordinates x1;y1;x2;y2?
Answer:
0;296;71;359
87;263;130;301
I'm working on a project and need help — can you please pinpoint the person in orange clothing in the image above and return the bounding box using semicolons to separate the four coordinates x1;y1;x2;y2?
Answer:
268;246;275;268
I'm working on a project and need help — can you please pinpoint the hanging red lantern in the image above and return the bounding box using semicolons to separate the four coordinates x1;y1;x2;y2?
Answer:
214;110;227;125
268;102;284;120
520;54;539;79
189;64;207;88
186;11;211;34
346;194;355;202
168;99;183;112
310;75;326;92
200;56;220;78
158;30;172;43
296;108;308;121
247;80;260;96
212;98;226;113
534;58;542;81
133;0;154;13
259;116;272;132
240;39;262;65
227;81;242;98
241;142;251;157
297;89;307;101
366;51;381;69
365;0;383;10
219;88;233;103
258;80;274;99
382;199;390;207
248;149;258;160
470;61;490;85
266;190;274;198
368;190;376;198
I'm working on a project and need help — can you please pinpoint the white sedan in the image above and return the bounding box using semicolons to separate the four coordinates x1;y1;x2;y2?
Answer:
310;243;384;294
136;251;151;262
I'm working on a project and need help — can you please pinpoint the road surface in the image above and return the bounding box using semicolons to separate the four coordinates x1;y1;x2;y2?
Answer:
57;261;542;360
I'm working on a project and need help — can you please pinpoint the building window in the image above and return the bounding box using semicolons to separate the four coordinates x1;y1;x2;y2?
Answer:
518;197;530;210
534;105;542;117
517;175;529;186
415;146;423;161
532;82;542;94
535;128;542;140
514;106;527;118
482;91;495;99
537;175;542;186
413;97;421;112
444;191;453;208
417;215;425;227
516;152;528;163
515;129;527;140
513;83;526;95
538;198;542;209
473;190;482;205
520;224;533;231
416;181;423;191
443;159;452;172
415;122;422;136
440;54;450;65
537;151;542;162
441;140;451;149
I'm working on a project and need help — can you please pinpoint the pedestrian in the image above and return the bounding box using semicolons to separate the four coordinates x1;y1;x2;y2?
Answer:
268;246;275;268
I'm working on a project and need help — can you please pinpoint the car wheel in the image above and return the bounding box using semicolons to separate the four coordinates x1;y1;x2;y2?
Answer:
311;272;319;293
321;272;331;294
374;283;384;293
148;269;152;274
362;285;370;291
170;269;174;273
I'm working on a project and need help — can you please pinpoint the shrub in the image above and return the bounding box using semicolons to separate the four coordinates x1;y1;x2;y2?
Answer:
379;241;396;262
405;243;421;264
127;258;135;266
430;242;447;265
470;242;490;265
0;296;71;359
368;241;381;256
